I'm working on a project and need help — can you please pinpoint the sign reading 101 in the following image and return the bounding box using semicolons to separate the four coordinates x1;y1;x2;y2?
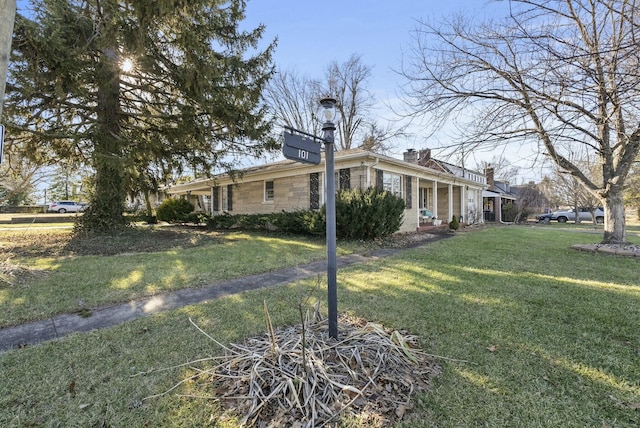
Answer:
282;131;321;165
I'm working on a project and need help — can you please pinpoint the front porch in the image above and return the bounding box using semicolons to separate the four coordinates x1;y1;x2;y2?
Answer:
417;222;450;233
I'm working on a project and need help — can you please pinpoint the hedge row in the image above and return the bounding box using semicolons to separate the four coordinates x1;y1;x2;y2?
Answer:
155;187;405;240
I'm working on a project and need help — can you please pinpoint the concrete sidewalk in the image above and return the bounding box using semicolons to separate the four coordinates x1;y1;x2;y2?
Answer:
0;234;449;352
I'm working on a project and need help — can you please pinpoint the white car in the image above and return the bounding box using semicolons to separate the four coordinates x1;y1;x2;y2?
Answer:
47;201;87;213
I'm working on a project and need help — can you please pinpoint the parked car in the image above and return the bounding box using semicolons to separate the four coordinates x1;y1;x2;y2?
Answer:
47;201;87;213
536;212;555;223
537;207;604;223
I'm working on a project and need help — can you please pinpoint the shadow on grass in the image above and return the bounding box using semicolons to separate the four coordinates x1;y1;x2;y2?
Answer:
337;249;640;427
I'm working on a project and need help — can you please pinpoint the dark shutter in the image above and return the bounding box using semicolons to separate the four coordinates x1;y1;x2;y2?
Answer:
227;184;233;211
310;173;320;210
339;168;351;190
375;169;384;190
212;186;219;212
405;175;412;209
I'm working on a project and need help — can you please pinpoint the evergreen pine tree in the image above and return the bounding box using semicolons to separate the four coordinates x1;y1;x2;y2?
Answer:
6;0;276;233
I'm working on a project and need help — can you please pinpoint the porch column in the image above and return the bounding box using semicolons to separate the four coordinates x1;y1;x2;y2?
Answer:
460;186;466;223
432;180;438;218
448;184;453;221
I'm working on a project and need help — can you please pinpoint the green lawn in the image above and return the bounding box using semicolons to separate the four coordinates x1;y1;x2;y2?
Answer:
0;230;359;327
0;226;639;427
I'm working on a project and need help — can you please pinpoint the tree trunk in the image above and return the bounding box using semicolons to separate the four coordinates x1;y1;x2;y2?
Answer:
602;190;627;245
0;0;16;119
77;46;126;234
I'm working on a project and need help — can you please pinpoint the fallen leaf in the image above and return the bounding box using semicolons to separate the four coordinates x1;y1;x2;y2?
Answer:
487;344;500;352
79;403;91;410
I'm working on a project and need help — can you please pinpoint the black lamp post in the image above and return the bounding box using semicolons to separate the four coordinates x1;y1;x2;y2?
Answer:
320;97;338;339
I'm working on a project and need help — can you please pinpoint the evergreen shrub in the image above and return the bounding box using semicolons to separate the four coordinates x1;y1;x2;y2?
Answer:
449;215;460;230
335;187;405;239
156;198;195;223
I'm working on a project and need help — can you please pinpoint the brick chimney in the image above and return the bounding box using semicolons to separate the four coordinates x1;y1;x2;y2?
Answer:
403;148;418;163
418;149;431;166
485;167;495;190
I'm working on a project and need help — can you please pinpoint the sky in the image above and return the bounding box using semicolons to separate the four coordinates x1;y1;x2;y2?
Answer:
13;0;542;182
240;0;543;181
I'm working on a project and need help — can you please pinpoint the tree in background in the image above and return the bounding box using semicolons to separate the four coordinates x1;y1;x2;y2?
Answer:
266;54;403;153
326;54;375;151
511;183;549;223
5;0;276;234
401;0;640;245
0;141;52;205
477;156;519;185
541;156;602;224
265;68;320;136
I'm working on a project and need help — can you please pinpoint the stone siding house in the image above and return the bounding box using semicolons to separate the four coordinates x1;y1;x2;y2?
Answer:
164;148;486;233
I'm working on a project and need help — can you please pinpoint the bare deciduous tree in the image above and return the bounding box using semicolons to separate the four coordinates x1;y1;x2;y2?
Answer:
326;54;374;151
265;69;321;135
477;156;519;184
545;156;603;224
401;0;640;245
267;55;404;153
513;184;548;223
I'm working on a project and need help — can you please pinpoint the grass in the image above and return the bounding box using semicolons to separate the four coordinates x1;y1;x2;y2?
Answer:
0;225;639;426
0;227;371;327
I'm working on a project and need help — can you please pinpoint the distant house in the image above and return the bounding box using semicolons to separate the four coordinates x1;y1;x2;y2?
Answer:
164;148;486;233
482;168;517;222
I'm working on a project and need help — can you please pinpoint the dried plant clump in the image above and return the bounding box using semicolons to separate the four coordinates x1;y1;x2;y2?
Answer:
153;309;441;427
0;257;47;286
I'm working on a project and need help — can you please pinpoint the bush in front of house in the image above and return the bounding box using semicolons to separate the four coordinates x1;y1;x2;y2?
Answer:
205;210;325;235
335;187;405;239
269;210;325;236
202;187;404;240
449;215;460;230
156;198;195;223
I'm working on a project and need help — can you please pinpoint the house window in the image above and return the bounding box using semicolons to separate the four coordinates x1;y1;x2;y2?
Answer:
264;180;274;202
222;185;233;211
383;172;402;197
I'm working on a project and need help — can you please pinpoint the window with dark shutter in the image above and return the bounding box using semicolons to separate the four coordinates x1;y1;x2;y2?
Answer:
310;173;320;210
227;184;233;211
405;175;412;208
339;168;351;190
212;186;219;212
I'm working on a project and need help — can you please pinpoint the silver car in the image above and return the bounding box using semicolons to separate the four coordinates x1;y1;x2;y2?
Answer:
552;207;604;223
47;201;87;213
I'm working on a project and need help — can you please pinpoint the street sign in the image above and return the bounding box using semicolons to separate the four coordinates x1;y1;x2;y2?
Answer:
0;124;4;165
283;131;321;165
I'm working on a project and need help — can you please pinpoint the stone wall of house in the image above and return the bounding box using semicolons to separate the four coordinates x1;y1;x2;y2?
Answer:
278;174;311;210
231;175;311;214
349;167;369;189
